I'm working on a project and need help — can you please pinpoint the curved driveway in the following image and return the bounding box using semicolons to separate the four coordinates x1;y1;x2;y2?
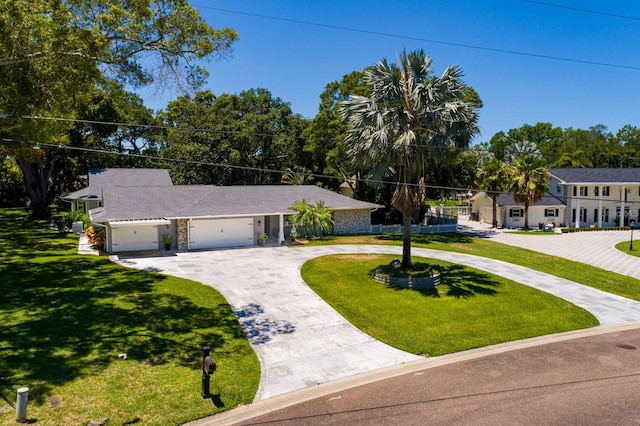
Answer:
113;241;640;401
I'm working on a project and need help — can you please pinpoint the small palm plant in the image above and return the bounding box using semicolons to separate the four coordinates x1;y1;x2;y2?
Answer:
289;199;334;237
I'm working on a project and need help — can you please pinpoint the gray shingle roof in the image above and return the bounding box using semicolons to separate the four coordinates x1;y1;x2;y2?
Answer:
63;168;173;200
91;185;384;222
474;191;564;207
549;168;640;184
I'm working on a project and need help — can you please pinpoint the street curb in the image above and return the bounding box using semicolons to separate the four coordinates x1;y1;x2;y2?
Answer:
185;321;640;426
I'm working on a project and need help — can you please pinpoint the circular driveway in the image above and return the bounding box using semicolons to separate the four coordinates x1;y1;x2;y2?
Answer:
113;241;640;401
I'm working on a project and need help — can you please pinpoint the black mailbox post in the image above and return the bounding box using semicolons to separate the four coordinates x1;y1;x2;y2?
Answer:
202;346;216;399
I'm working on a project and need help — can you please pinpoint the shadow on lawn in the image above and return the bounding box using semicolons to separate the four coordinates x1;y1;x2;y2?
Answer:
0;211;245;404
391;263;499;299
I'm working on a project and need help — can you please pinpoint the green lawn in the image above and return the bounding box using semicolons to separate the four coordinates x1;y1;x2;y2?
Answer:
295;233;640;301
302;254;597;356
615;241;640;258
0;209;259;425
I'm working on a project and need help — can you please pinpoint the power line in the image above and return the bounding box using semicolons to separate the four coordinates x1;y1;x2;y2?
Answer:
2;137;637;206
7;114;638;162
1;137;470;194
196;5;640;71
6;138;637;206
522;1;640;22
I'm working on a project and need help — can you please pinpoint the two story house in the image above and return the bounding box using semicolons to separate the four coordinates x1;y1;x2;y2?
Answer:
549;168;640;228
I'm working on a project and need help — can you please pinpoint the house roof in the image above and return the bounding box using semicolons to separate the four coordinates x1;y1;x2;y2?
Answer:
471;191;564;207
549;168;640;184
91;185;384;222
63;168;173;200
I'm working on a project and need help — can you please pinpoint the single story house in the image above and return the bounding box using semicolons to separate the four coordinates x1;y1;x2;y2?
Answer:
470;191;566;229
63;168;383;253
548;168;640;228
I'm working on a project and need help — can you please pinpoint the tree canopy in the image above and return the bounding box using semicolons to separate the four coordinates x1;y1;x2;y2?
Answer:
0;0;238;218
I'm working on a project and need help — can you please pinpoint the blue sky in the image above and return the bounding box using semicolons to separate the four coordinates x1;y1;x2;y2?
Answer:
141;1;640;143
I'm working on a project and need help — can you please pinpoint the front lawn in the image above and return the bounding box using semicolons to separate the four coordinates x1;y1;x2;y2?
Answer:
0;209;259;425
302;254;597;356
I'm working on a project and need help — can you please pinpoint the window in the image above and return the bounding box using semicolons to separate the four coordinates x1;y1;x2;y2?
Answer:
556;185;561;193
509;208;523;218
580;208;587;223
602;208;609;223
545;208;558;217
573;186;588;197
602;186;610;197
594;209;598;223
594;187;598;196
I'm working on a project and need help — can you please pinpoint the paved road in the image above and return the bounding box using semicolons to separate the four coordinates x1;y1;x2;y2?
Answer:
224;324;640;426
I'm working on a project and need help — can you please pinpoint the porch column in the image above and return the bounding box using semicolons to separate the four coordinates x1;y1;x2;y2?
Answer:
621;186;626;226
597;186;603;227
278;214;285;244
575;187;581;228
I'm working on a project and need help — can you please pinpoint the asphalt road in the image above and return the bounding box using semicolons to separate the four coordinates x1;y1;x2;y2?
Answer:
234;325;640;425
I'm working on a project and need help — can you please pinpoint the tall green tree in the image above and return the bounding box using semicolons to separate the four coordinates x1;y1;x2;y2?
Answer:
301;70;370;190
161;89;307;185
340;49;479;269
477;158;511;228
0;0;238;218
510;155;550;230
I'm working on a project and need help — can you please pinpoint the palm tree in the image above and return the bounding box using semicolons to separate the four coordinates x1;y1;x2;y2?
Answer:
289;199;334;237
477;158;510;228
339;49;479;269
505;140;541;164
510;155;550;229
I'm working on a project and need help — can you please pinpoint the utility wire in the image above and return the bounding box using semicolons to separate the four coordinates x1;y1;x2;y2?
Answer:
3;137;637;206
3;114;635;162
2;137;468;193
196;5;640;71
522;1;640;22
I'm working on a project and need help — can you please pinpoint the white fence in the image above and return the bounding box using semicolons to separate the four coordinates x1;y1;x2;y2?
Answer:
371;216;458;234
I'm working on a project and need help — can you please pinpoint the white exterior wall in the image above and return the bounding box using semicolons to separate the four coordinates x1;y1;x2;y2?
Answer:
551;178;640;227
471;192;565;228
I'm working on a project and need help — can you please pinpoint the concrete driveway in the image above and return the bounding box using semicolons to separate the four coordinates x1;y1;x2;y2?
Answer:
112;242;640;402
458;218;640;280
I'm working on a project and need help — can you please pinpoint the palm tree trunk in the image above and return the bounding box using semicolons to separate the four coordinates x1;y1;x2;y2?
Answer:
491;193;498;228
524;201;530;229
401;212;413;269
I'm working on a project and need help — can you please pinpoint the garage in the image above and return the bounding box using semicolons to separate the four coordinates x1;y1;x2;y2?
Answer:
111;225;159;252
189;218;254;250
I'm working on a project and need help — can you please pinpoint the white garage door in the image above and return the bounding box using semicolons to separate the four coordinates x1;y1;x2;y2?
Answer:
111;226;159;252
190;218;254;250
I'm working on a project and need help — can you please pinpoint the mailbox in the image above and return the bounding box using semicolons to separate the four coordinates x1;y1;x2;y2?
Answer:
202;346;216;399
204;355;216;375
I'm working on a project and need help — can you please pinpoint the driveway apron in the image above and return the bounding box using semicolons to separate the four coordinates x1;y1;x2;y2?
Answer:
112;243;640;401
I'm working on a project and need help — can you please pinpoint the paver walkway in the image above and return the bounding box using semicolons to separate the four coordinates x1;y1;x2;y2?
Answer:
113;243;640;401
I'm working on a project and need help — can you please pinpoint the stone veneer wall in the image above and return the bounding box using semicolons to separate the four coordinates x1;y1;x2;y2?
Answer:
177;219;189;250
333;209;371;234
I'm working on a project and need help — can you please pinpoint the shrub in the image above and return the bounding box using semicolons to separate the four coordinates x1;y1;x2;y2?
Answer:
561;226;630;233
85;226;106;249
